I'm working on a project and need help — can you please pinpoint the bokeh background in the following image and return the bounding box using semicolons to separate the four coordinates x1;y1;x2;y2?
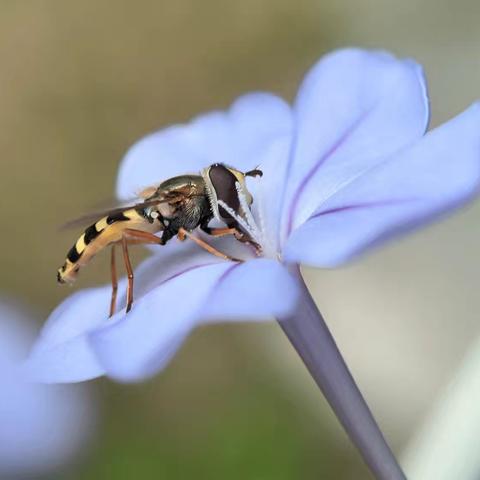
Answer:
1;1;479;478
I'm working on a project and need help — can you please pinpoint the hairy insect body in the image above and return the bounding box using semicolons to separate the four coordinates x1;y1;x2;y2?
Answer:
57;163;262;316
151;175;213;244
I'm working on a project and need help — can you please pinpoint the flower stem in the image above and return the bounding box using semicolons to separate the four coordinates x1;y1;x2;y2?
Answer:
278;270;406;480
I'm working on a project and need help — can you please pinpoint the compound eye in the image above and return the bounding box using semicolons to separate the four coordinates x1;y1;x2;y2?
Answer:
208;164;241;219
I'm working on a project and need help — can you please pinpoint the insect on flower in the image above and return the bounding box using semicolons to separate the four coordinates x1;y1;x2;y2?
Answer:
28;48;480;480
57;164;263;316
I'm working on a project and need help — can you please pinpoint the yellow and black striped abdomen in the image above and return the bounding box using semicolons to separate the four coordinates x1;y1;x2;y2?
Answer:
57;209;160;284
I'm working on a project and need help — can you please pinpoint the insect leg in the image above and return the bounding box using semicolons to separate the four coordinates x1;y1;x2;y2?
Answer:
160;227;176;245
118;228;175;313
121;236;134;313
202;225;262;256
118;229;165;314
177;229;187;241
232;232;262;256
122;228;163;245
109;245;118;317
178;227;241;262
201;226;238;237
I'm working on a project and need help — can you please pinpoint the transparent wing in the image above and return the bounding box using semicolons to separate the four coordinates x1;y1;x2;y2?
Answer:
59;199;167;230
60;191;204;230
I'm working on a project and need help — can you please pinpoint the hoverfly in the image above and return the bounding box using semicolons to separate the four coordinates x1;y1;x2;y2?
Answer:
57;163;263;317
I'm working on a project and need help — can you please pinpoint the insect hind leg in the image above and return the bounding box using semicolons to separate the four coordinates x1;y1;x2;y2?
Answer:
121;236;134;313
117;229;164;314
122;229;163;246
109;245;118;317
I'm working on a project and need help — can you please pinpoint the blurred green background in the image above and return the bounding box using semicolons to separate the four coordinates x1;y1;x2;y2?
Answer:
1;1;479;478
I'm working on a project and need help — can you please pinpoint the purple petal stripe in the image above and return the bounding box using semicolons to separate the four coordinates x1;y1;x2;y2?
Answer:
285;108;373;236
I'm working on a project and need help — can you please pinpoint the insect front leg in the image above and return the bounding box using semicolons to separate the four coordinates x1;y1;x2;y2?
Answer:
200;226;238;238
178;228;241;262
233;232;262;256
201;224;262;256
199;219;244;241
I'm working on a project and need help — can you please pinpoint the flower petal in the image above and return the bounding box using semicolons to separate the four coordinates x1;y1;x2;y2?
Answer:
89;258;298;382
88;263;232;382
284;103;480;267
26;226;263;385
281;48;429;239
0;302;94;476
117;93;291;200
250;135;292;255
25;288;111;383
201;258;299;320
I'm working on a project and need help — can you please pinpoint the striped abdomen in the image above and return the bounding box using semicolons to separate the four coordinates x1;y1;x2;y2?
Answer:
57;208;162;284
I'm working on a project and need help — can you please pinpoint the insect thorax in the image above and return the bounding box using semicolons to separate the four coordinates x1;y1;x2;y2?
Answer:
142;174;213;232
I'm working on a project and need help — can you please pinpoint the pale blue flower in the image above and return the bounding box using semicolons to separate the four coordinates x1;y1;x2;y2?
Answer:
0;299;94;478
26;49;480;479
